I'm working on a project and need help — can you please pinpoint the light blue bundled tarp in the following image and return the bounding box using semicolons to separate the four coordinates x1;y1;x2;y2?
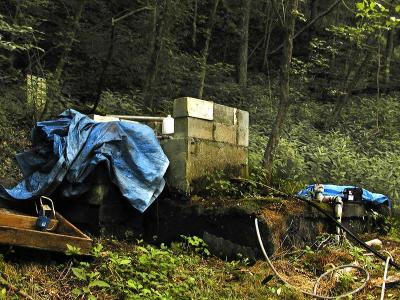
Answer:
297;184;391;207
0;109;169;212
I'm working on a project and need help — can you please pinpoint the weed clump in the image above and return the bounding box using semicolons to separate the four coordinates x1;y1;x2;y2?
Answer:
304;247;354;275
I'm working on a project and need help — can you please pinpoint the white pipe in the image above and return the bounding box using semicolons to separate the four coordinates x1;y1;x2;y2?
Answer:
334;198;344;242
107;115;165;121
380;252;393;300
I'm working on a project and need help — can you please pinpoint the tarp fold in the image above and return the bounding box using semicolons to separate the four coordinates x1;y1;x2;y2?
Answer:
0;109;169;212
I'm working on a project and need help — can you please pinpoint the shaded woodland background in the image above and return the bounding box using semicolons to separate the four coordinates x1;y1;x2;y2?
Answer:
1;0;400;205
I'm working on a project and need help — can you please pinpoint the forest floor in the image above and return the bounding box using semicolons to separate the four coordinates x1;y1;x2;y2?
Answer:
0;231;398;299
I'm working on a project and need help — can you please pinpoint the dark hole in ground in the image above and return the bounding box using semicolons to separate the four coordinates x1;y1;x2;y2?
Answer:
143;195;273;261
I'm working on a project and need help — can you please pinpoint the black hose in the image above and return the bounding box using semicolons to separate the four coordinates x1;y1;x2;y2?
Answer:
258;183;400;270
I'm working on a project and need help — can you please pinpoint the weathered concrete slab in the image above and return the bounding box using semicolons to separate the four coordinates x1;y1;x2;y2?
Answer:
165;152;189;192
161;137;189;154
213;123;237;144
214;103;236;125
188;139;248;186
174;117;214;140
173;97;213;120
161;139;189;192
161;138;248;193
237;109;249;147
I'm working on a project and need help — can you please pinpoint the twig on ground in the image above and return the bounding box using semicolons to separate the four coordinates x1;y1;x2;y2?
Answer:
0;275;34;300
59;261;73;281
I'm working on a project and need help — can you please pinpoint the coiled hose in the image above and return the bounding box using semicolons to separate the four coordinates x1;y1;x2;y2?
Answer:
255;218;369;299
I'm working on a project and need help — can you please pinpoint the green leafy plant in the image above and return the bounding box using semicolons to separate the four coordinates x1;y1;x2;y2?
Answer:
71;262;110;300
346;244;376;270
91;243;104;258
334;272;356;295
180;235;210;257
65;244;82;256
205;172;236;196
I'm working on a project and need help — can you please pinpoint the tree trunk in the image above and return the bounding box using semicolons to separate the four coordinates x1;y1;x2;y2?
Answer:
237;0;251;87
305;0;319;56
261;3;273;71
309;0;319;36
91;6;152;113
9;3;22;72
192;0;198;48
330;51;371;124
197;0;220;99
268;0;340;56
262;0;298;176
53;0;86;83
42;0;85;117
91;24;116;114
383;28;395;87
143;0;170;112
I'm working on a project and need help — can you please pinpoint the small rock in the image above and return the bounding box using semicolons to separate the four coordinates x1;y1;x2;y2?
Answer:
365;238;383;249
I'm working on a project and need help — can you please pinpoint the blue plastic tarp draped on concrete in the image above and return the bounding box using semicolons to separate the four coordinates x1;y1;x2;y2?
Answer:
0;109;169;212
297;184;391;207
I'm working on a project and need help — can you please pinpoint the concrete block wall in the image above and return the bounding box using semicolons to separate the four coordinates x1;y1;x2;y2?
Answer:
162;97;249;193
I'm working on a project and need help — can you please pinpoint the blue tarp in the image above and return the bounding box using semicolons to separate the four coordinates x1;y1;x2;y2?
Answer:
297;184;391;207
0;109;169;212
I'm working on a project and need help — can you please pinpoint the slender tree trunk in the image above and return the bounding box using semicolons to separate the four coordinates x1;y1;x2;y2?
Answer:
305;0;319;56
91;6;152;113
268;0;340;56
262;0;298;176
192;0;198;48
53;0;86;83
383;28;395;87
9;3;22;72
143;0;170;112
42;0;86;117
309;0;318;36
237;0;251;87
91;24;116;114
197;0;220;99
330;51;371;124
261;3;273;71
328;5;340;85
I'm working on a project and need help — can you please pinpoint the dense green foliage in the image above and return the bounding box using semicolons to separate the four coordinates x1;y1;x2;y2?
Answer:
249;94;400;201
66;239;268;300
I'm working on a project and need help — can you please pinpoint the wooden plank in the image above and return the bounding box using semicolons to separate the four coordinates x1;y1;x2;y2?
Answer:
54;212;90;239
0;211;58;231
0;226;93;254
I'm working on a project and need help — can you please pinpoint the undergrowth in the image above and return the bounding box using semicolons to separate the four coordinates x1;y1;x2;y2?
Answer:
0;234;398;300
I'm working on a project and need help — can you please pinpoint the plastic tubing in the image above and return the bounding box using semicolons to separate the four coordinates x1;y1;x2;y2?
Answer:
255;218;369;299
380;252;393;300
